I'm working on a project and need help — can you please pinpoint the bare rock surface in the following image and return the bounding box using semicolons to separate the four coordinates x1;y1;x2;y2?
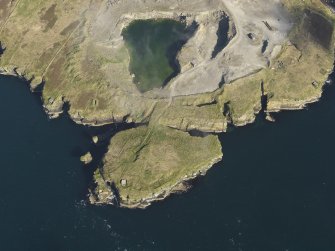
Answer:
0;0;334;208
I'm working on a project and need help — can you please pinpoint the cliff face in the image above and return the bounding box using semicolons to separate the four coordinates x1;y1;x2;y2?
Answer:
0;0;334;208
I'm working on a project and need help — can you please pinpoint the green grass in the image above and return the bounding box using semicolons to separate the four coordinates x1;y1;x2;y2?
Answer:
96;125;222;206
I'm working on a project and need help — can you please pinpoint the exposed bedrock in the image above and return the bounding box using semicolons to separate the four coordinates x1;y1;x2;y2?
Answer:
0;0;334;208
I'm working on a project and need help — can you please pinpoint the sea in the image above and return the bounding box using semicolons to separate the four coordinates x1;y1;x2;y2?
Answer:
0;72;334;251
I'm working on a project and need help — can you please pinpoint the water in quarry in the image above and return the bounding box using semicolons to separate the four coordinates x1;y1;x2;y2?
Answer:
1;73;335;250
122;19;195;92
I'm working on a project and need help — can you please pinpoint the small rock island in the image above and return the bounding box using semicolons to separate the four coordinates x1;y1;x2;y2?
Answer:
0;0;334;208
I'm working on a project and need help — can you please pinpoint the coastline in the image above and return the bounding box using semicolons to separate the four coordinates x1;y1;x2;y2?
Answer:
0;0;334;209
91;155;223;209
321;0;335;13
0;63;333;209
122;155;223;209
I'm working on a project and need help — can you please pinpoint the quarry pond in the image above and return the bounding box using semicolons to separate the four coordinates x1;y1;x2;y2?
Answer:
1;72;335;250
122;19;194;92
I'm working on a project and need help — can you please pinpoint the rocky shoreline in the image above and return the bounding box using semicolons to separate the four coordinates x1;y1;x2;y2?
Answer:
1;0;334;209
1;66;333;209
128;155;223;209
321;0;335;12
1;58;334;209
90;155;223;209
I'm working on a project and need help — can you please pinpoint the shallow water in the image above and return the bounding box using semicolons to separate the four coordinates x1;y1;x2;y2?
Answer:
122;19;192;92
1;73;335;251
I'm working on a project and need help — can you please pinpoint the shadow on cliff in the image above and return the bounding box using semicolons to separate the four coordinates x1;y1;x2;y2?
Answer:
0;42;5;56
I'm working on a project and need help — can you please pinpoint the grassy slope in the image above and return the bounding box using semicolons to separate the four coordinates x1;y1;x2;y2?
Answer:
1;0;335;207
265;0;335;111
1;0;332;128
216;0;335;119
94;125;222;207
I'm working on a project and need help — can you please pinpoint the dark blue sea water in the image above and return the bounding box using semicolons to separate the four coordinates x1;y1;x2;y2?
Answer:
0;74;335;251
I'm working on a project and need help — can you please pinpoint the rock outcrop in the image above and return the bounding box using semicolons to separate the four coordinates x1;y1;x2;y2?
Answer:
0;0;334;208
